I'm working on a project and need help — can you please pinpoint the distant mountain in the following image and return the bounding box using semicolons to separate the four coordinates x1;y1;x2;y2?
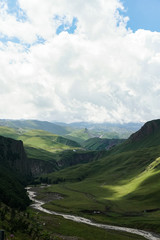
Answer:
82;137;125;151
57;121;143;139
65;128;98;144
0;119;143;141
57;121;143;131
114;119;160;152
0;119;69;135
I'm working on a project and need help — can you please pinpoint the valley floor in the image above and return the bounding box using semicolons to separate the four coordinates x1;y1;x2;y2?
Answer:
26;184;160;240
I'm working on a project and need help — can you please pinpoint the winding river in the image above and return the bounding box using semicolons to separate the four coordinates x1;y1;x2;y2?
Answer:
27;187;160;240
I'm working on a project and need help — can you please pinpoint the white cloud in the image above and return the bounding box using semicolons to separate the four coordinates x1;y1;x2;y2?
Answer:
0;0;160;123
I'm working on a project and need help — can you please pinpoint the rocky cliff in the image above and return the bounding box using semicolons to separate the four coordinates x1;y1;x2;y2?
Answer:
0;135;31;176
0;136;31;209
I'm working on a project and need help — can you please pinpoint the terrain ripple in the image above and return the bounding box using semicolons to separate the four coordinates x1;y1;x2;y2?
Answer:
27;187;160;240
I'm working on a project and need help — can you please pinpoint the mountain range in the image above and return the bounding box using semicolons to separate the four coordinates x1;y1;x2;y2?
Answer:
1;119;160;239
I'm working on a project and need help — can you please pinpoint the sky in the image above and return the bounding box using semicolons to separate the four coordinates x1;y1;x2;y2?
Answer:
0;0;160;123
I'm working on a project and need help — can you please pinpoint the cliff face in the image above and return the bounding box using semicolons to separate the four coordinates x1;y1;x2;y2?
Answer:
28;158;58;176
0;136;31;209
0;135;101;177
57;151;102;168
0;136;31;176
0;136;56;177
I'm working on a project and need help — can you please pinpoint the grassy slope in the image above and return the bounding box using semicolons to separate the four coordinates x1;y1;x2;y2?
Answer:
82;137;125;150
0;119;69;135
65;129;129;144
0;203;145;240
0;126;81;158
38;120;160;233
0;126;98;172
65;129;93;144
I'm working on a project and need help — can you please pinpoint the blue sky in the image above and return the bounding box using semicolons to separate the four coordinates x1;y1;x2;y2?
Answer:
0;0;160;123
122;0;160;32
56;17;78;35
2;0;160;38
5;0;27;21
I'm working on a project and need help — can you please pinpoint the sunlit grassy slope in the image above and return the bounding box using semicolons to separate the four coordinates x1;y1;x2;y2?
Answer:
0;126;99;171
0;126;80;152
39;120;160;232
0;126;84;167
0;119;69;135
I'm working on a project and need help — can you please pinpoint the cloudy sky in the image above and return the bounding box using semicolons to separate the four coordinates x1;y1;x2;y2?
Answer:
0;0;160;123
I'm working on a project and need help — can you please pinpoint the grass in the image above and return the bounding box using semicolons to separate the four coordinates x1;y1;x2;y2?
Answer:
104;157;160;200
37;144;160;234
82;137;124;150
27;186;146;240
0;201;146;240
2;120;160;238
0;127;80;153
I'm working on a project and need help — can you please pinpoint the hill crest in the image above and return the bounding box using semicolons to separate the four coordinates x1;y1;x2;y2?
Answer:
129;119;160;143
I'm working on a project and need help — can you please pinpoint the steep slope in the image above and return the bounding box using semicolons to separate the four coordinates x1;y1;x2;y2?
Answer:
0;127;100;176
128;119;160;146
113;119;160;153
0;119;69;135
82;137;125;150
65;128;96;144
0;135;30;175
0;127;80;151
39;119;160;233
0;135;30;209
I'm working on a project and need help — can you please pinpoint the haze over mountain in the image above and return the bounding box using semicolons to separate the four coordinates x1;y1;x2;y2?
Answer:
0;119;69;135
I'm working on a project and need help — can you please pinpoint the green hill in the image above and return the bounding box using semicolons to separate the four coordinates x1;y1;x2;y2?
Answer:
82;137;125;150
0;126;100;176
38;119;160;233
62;121;143;140
65;128;96;144
0;119;69;135
111;119;160;154
0;126;80;152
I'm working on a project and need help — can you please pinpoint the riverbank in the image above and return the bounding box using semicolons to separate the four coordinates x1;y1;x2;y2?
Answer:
27;186;160;240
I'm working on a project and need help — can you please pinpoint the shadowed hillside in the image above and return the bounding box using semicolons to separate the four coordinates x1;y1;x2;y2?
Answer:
82;137;125;150
0;135;30;209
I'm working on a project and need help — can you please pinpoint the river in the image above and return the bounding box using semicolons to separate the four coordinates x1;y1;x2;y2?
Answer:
27;187;160;240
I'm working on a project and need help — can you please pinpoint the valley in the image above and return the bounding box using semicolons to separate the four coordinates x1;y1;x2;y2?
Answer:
0;119;160;239
28;187;156;240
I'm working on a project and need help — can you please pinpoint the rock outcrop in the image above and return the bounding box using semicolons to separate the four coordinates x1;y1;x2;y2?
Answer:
0;136;31;176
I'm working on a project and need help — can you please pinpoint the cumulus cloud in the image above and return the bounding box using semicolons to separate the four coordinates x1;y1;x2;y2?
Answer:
0;0;160;123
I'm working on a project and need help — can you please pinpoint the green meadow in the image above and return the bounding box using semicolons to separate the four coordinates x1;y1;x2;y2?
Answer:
1;120;160;238
38;142;160;233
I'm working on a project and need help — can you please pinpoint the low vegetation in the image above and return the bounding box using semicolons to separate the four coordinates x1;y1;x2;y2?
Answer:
1;119;160;239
